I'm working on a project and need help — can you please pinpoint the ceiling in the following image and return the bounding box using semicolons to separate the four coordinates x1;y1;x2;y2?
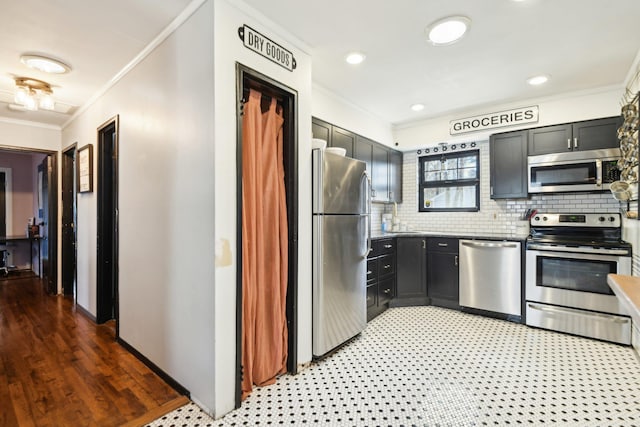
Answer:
1;0;640;128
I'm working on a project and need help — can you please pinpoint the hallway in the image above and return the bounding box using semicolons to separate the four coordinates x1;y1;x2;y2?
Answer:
0;274;185;426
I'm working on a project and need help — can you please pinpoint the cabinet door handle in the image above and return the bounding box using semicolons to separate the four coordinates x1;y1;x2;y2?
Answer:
422;240;426;249
383;288;391;294
574;137;578;149
384;244;393;249
454;255;458;266
367;270;373;275
567;138;571;149
438;243;448;247
389;191;394;198
384;264;391;269
490;186;493;196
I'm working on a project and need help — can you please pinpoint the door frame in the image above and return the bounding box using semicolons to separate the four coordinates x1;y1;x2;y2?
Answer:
235;63;299;407
61;143;77;296
96;116;119;329
0;167;12;237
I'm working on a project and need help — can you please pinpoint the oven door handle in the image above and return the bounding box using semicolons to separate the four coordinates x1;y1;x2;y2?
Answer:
527;303;630;324
526;243;630;256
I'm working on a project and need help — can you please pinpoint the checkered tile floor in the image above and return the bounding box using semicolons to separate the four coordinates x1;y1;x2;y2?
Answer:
146;306;640;426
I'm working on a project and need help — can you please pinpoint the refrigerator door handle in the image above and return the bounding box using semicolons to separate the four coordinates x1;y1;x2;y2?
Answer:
364;171;372;257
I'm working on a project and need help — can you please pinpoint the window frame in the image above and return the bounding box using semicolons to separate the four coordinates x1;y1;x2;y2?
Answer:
418;149;480;212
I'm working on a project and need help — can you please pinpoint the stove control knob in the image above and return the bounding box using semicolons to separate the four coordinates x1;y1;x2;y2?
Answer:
609;216;616;222
534;216;540;221
599;216;606;222
543;216;548;221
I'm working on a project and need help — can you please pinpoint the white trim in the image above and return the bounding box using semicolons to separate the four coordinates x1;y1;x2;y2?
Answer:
61;0;208;130
0;167;13;236
0;116;61;131
623;47;640;90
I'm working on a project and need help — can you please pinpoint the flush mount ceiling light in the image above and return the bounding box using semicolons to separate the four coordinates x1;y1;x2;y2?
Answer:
14;77;56;111
345;52;366;65
20;54;71;74
527;74;550;86
411;103;425;112
426;16;471;46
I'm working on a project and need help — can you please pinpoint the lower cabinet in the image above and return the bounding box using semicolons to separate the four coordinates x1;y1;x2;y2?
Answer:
367;238;396;321
392;237;428;306
426;237;460;309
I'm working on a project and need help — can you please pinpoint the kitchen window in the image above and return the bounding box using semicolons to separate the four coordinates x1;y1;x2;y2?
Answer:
418;150;480;212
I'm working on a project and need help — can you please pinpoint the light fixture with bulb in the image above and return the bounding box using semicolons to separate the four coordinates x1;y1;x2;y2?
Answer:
13;77;56;111
411;103;425;112
426;16;471;46
20;54;71;74
527;74;550;86
345;52;366;65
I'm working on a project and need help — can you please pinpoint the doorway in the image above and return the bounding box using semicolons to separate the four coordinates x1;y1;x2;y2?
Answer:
96;116;119;326
235;64;299;407
61;145;77;296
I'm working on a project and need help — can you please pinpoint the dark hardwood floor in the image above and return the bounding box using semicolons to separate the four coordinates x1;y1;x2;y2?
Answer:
0;274;185;426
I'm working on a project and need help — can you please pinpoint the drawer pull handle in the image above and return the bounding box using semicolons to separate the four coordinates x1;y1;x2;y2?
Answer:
367;270;373;275
384;264;391;269
383;244;393;249
383;289;391;294
438;243;448;247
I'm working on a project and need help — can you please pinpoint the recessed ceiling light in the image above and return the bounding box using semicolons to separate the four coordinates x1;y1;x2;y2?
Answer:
20;54;71;74
411;103;425;112
426;16;471;46
345;52;366;65
527;75;550;86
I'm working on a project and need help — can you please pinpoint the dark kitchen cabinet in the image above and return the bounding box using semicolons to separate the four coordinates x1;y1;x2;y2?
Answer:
528;116;621;156
426;237;460;310
392;237;428;306
388;150;403;203
313;116;402;203
331;126;355;158
490;130;528;199
367;238;396;321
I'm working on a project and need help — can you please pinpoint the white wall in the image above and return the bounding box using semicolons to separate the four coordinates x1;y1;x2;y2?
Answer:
393;85;623;149
212;0;312;417
0;120;61;152
311;84;394;146
62;0;217;413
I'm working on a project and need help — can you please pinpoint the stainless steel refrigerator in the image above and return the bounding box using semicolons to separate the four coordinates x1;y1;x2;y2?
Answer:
312;149;370;358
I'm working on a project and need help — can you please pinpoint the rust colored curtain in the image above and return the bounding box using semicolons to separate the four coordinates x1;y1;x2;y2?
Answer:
241;91;288;399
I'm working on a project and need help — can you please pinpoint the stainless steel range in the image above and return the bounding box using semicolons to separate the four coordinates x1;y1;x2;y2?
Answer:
525;212;632;345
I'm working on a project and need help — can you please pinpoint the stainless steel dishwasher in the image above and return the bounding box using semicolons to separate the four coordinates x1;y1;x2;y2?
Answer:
459;240;522;317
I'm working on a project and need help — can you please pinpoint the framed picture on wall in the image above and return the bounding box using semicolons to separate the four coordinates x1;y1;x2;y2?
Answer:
77;144;93;193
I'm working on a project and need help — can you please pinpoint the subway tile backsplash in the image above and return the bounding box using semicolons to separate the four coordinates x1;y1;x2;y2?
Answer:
383;140;620;237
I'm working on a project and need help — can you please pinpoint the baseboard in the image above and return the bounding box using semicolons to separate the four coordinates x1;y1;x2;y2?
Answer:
75;303;97;323
117;337;191;397
120;395;190;427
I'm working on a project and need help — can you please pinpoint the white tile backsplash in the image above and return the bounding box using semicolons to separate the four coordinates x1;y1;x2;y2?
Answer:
380;140;621;237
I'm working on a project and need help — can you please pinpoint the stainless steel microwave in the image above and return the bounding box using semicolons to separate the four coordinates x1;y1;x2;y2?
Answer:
528;148;621;193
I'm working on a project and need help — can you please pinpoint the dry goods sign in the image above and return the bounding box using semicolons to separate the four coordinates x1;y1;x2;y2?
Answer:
449;106;539;135
238;25;297;72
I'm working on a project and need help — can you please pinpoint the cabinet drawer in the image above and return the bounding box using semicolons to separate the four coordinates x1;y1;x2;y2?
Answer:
366;284;377;308
427;237;458;252
377;254;394;277
378;277;395;306
371;238;395;257
366;259;377;283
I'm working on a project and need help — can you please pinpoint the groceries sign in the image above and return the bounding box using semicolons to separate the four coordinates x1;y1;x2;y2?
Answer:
238;25;297;72
449;106;539;135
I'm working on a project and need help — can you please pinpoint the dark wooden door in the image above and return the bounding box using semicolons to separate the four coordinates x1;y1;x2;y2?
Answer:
427;251;459;307
388;150;402;203
490;130;528;199
372;144;389;202
395;237;427;305
528;124;572;155
97;118;119;325
40;155;58;294
572;117;621;151
330;126;355;157
62;147;76;296
0;172;5;237
311;117;331;145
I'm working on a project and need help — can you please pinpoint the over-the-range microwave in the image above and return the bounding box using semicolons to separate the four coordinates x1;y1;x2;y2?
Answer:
528;148;621;193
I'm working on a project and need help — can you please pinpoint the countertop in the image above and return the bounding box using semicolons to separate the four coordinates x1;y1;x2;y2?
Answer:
607;274;640;326
371;231;528;242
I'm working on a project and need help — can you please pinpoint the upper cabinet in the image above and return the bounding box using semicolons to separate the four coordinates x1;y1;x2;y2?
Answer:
528;116;621;156
490;130;528;199
312;117;402;203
